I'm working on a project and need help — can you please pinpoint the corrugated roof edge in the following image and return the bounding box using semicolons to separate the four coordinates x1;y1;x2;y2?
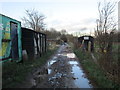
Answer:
0;13;21;23
21;27;46;35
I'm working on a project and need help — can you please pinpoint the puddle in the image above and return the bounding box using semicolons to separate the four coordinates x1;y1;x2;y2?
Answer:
57;54;62;56
48;68;52;74
47;56;58;74
47;56;58;67
53;56;57;60
57;53;67;57
69;61;92;88
67;53;76;58
54;72;62;78
48;60;56;67
48;72;63;86
69;61;78;65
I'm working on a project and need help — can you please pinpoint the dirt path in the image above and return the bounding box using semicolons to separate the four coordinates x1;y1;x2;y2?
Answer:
21;44;93;88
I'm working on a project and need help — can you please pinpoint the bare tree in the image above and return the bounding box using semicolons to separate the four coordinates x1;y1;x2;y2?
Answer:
22;9;45;32
97;1;116;34
61;29;67;35
95;0;117;52
94;1;120;83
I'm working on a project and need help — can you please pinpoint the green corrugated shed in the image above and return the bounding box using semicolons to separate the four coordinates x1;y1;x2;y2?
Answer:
0;14;22;62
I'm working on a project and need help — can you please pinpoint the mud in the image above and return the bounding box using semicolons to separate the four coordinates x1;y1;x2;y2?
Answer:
20;44;93;88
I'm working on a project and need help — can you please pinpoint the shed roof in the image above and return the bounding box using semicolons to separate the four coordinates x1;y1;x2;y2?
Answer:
22;27;46;35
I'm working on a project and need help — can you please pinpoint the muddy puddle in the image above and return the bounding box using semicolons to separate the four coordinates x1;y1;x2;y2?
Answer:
30;45;93;88
69;60;92;88
48;68;52;74
47;57;57;66
47;56;58;74
67;53;76;58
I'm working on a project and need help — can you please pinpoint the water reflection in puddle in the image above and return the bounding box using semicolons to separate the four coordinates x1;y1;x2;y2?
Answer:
57;53;67;57
69;61;78;65
69;61;92;88
48;68;52;74
47;56;58;67
53;56;57;60
47;56;58;74
67;53;76;58
48;60;56;67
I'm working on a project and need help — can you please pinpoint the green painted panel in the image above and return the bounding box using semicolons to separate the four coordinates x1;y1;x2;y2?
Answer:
0;14;22;62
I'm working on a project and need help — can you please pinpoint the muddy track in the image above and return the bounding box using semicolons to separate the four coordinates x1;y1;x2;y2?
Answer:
20;44;93;88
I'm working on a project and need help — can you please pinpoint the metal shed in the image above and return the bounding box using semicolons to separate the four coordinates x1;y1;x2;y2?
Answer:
78;36;94;52
0;14;22;62
22;27;47;60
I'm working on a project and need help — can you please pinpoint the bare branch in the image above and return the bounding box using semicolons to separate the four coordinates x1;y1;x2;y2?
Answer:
21;9;46;32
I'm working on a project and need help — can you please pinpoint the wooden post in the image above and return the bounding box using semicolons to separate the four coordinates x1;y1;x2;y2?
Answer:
45;35;47;52
88;41;91;52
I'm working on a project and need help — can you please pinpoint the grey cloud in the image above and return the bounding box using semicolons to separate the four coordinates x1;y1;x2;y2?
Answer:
79;27;87;31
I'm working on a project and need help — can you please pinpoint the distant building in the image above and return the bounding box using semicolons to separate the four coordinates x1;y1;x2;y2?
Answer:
78;36;94;52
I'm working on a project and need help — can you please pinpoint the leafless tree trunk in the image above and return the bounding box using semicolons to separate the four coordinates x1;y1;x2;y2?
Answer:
95;0;117;53
22;9;46;32
95;1;120;84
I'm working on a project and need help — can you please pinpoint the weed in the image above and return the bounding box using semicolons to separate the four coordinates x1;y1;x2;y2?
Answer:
2;47;58;88
74;48;120;88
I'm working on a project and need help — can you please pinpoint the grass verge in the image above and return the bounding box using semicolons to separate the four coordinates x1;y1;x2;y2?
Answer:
2;47;58;88
74;48;120;88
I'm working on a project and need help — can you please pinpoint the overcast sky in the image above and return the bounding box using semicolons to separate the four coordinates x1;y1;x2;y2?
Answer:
0;0;118;35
